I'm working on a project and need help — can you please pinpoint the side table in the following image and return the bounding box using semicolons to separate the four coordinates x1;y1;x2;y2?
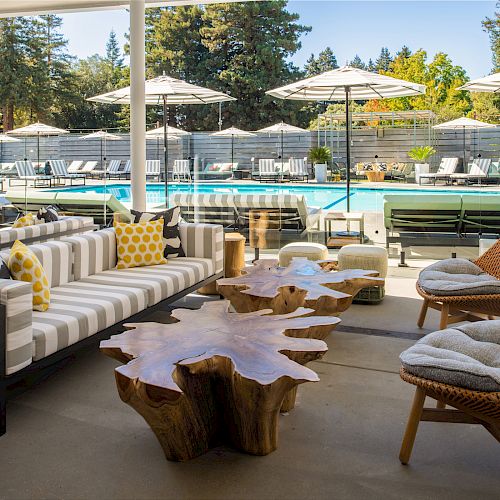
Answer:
366;171;385;182
198;232;246;295
324;211;365;248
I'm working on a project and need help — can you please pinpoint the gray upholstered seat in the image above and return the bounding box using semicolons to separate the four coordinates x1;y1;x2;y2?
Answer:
418;258;500;296
78;257;214;305
32;282;148;360
400;321;500;392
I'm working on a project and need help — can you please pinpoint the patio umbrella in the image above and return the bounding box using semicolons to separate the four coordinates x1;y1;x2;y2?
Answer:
146;125;191;163
80;130;122;224
257;122;306;163
266;66;425;211
88;75;235;206
7;122;69;167
211;126;256;164
0;134;21;163
433;118;495;168
457;73;500;93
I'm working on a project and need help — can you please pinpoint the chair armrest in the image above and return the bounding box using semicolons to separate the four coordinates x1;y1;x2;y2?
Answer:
179;223;224;274
0;279;33;375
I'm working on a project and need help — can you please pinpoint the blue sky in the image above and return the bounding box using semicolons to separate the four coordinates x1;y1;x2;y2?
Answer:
60;1;496;79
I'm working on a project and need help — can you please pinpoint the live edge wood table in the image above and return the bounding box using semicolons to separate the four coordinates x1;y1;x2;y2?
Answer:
100;300;339;461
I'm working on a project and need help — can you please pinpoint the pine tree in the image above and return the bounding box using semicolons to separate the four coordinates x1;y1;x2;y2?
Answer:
106;30;124;69
483;9;500;70
349;55;366;70
367;58;376;72
375;47;392;72
304;47;338;76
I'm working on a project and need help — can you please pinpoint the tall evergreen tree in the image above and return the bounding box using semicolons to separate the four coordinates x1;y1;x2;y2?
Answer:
304;47;338;76
367;58;376;72
375;47;392;72
106;29;124;69
483;6;500;70
349;55;366;70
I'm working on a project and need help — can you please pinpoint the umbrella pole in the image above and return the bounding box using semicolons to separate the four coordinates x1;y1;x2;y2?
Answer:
463;126;466;171
345;87;351;212
163;95;169;208
37;133;40;168
231;135;234;165
103;136;107;225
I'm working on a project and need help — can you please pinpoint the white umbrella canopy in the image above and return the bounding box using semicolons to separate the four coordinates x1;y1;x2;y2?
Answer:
457;73;500;93
0;134;21;143
7;122;69;165
146;125;191;137
433;118;496;167
266;66;426;211
80;130;122;168
257;122;307;162
211;126;256;164
89;75;235;206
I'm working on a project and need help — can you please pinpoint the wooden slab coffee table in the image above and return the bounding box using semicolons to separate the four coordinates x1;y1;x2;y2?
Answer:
217;258;384;316
100;300;339;461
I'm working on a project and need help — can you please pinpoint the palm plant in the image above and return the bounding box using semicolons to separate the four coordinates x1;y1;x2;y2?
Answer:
308;146;331;165
408;146;436;162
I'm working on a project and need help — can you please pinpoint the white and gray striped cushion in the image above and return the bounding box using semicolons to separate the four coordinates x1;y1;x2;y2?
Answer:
32;281;148;360
0;216;94;249
66;228;117;280
79;257;214;305
0;279;33;375
179;223;224;274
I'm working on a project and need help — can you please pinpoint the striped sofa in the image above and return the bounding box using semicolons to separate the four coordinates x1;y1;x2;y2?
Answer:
0;222;224;434
0;216;95;250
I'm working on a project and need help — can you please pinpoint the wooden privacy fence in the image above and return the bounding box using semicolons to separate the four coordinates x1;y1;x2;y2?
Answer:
0;128;499;171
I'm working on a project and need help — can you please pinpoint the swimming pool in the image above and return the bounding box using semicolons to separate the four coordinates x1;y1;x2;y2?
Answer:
59;183;500;212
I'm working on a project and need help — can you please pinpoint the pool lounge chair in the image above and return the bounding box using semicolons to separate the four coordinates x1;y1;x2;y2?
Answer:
449;158;492;185
419;157;459;185
391;163;414;182
80;161;98;175
172;160;191;182
49;160;86;186
5;190;60;213
91;159;122;179
253;159;281;182
289;158;309;182
146;160;161;181
67;160;84;173
8;161;54;188
172;193;322;241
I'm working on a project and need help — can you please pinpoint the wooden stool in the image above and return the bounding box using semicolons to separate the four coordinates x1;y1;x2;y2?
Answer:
198;232;246;295
249;209;280;260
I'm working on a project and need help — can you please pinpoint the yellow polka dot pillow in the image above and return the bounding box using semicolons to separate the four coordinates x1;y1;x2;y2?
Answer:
114;219;167;269
13;213;35;228
8;240;50;311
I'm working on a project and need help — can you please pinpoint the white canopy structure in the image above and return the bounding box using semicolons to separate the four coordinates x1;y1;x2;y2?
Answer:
267;66;426;211
211;126;256;164
0;0;250;211
146;125;191;138
457;73;500;93
0;134;21;143
257;122;307;162
7;122;69;165
89;75;234;206
80;130;122;167
433;117;496;166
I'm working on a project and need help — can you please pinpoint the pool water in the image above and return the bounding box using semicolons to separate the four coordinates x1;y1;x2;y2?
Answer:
59;183;499;212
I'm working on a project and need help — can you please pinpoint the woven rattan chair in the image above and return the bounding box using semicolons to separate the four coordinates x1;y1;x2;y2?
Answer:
399;368;500;464
417;240;500;330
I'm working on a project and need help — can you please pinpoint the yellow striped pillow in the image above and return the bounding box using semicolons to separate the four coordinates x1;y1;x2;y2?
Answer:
114;219;167;269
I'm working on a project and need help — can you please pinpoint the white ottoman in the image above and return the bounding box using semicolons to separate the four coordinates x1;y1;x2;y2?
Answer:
338;244;388;302
279;242;329;267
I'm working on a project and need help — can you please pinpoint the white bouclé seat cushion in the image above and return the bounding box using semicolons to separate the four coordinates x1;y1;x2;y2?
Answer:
418;258;500;296
338;244;388;278
278;242;329;267
400;321;500;392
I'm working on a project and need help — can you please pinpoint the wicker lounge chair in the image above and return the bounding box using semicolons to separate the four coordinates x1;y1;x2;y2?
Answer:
399;321;500;464
417;240;500;330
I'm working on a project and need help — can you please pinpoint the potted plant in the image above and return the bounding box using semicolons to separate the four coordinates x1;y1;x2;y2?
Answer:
408;146;436;182
308;146;330;183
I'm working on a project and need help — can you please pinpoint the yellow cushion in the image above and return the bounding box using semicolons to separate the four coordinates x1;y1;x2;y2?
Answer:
13;213;35;228
115;219;167;269
8;240;50;311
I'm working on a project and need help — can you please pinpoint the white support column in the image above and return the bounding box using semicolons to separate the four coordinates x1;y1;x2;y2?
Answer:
129;0;146;211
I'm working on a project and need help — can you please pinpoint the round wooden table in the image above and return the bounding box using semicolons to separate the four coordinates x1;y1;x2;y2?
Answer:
198;232;246;295
366;171;385;182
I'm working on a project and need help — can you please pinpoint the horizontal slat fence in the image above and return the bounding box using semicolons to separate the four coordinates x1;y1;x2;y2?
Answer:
1;128;499;173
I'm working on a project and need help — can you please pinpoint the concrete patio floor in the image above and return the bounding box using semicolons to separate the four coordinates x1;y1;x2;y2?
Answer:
0;271;499;500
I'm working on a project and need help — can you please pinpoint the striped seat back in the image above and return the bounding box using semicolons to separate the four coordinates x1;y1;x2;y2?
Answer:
289;158;306;175
107;160;121;172
15;160;36;177
259;159;275;174
469;158;492;176
49;160;68;176
80;161;98;172
146;160;160;174
438;157;458;174
173;160;190;174
172;193;237;227
122;160;131;173
67;161;83;173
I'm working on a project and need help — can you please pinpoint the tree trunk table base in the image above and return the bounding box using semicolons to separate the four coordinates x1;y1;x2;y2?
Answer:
100;300;339;461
